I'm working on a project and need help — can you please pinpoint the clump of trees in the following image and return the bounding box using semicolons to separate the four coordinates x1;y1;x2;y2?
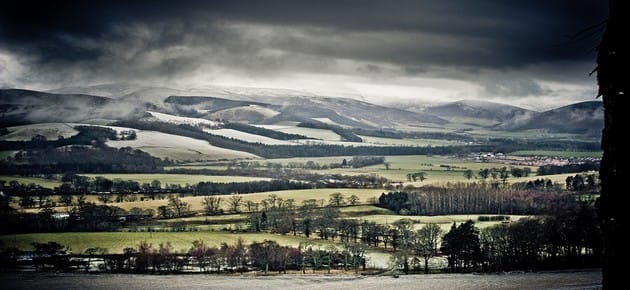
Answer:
480;205;601;271
388;203;601;274
565;173;599;192
513;178;555;191
377;182;584;216
441;220;480;273
406;172;427;182
194;180;310;195
439;204;601;273
30;241;70;271
157;195;192;218
474;167;530;186
537;161;600;175
333;156;385;169
0;146;165;174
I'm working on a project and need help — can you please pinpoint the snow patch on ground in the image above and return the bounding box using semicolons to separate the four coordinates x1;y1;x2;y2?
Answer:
203;128;300;145
146;111;221;127
107;130;258;161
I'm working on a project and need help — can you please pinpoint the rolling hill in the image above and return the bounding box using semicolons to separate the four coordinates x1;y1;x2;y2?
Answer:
496;101;603;135
2;86;448;129
0;85;604;163
424;99;603;136
106;130;259;161
424;100;535;125
1;89;110;126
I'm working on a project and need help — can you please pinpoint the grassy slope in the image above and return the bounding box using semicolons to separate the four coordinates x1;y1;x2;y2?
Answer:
0;232;337;254
106;130;259;161
0;123;79;141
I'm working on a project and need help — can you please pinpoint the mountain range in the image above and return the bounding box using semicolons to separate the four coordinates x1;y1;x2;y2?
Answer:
1;86;603;136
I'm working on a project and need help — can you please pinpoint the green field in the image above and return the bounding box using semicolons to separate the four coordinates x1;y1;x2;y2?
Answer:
81;174;270;185
96;154;541;187
516;172;598;185
0;175;61;189
356;214;531;233
466;129;587;141
357;135;465;147
152;206;395;229
0;232;337;254
510;150;602;158
0;213;530;254
164;165;229;171
295;155;537;184
17;188;386;214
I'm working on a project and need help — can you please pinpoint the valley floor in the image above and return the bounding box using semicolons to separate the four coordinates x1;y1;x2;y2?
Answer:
0;269;601;290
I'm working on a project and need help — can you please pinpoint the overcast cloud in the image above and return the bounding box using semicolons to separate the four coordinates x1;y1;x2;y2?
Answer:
0;0;607;110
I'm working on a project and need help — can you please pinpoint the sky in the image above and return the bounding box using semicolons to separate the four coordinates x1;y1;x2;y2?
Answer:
0;0;607;110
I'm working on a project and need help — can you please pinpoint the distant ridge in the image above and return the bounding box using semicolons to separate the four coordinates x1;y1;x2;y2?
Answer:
425;99;534;123
496;101;603;134
1;86;603;136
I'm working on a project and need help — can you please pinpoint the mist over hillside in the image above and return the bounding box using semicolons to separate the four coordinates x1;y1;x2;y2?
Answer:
3;86;449;129
424;100;535;124
1;85;604;136
494;101;603;135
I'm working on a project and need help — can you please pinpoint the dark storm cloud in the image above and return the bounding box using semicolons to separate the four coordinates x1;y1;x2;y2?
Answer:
0;0;606;103
1;0;606;67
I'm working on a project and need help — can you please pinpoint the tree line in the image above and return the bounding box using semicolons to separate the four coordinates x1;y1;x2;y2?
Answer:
537;161;600;175
0;171;385;210
243;191;601;273
350;127;475;142
0;238;367;274
565;173;599;192
219;156;385;171
223;122;309;140
0;194;196;233
376;183;580;216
